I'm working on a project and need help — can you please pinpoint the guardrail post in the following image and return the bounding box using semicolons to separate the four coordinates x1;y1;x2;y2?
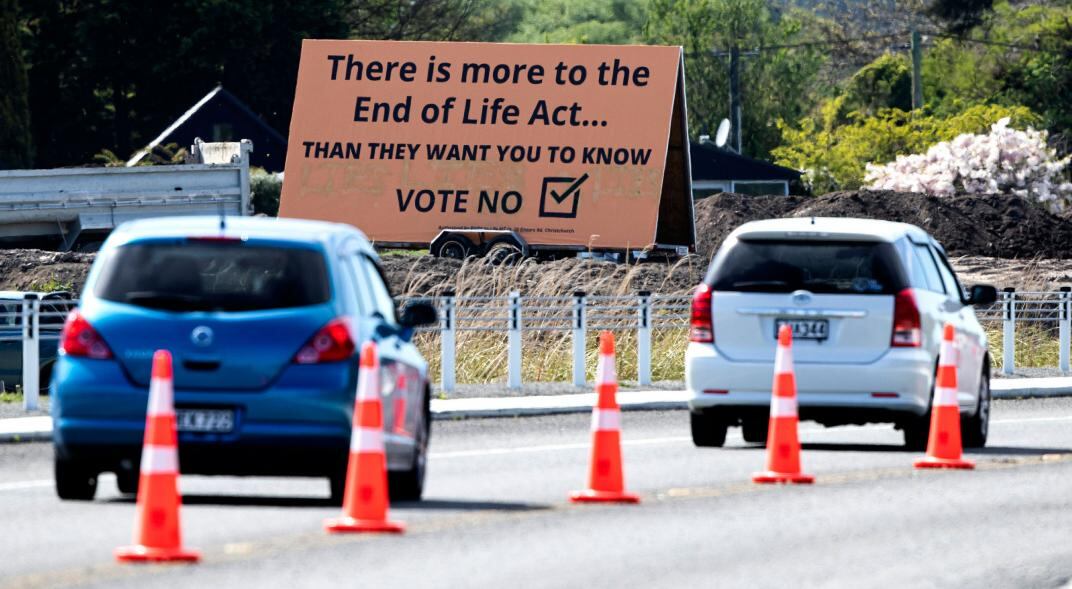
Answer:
572;290;586;387
637;291;652;386
21;294;40;411
508;291;522;390
1002;288;1016;375
1061;287;1071;374
440;291;456;393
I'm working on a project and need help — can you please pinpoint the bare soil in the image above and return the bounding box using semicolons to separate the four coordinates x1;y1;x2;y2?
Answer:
2;191;1070;297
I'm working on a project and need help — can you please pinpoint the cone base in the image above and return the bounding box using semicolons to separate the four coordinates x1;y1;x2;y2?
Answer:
115;545;201;563
324;516;406;534
914;457;975;470
569;489;641;504
752;471;815;484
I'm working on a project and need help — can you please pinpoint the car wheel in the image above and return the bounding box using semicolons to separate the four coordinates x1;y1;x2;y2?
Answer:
328;472;346;506
741;418;769;445
902;413;931;451
485;241;523;266
55;456;97;501
690;411;728;447
389;396;429;502
962;370;991;448
116;469;139;495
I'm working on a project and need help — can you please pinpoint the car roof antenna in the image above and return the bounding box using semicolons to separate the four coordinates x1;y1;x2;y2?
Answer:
811;216;816;225
218;201;227;231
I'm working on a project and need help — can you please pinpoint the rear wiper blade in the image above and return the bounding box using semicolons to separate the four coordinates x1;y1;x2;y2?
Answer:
731;280;790;289
124;291;209;310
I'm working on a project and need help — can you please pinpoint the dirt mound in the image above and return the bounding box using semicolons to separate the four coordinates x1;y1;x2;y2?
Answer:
0;250;95;293
693;191;1072;259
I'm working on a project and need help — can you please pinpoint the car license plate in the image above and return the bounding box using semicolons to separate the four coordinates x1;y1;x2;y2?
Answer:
176;409;235;433
775;319;829;341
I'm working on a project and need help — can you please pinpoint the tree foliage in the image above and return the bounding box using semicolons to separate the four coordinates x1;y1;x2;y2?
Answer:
0;0;33;169
773;103;1040;193
645;0;825;158
507;0;646;45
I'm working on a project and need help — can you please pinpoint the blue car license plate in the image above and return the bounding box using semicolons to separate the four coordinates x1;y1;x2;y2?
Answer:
176;409;235;433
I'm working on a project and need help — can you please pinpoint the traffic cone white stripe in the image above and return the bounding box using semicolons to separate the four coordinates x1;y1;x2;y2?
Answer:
774;345;793;374
770;396;798;418
939;339;956;367
357;370;380;401
350;426;385;452
596;353;616;385
147;379;175;417
934;385;958;407
591;408;621;432
139;444;179;474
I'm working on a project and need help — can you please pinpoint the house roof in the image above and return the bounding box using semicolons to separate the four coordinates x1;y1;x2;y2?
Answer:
126;86;286;167
689;140;801;182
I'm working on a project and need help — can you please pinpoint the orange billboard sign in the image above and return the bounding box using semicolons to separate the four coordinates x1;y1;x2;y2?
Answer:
279;40;693;250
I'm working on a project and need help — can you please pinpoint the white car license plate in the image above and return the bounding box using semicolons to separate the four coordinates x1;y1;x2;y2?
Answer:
775;319;829;341
176;409;235;433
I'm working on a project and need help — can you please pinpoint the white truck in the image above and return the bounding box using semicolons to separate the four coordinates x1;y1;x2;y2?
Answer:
0;140;252;251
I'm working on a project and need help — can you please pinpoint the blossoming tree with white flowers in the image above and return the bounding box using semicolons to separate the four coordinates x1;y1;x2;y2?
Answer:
865;118;1072;212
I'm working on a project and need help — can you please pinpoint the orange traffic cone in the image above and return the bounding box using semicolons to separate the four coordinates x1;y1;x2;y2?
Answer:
115;350;200;563
915;324;974;470
325;341;405;533
753;326;814;484
570;331;640;504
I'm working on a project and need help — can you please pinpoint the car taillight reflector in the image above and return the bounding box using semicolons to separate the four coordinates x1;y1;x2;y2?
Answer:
294;318;355;364
690;283;714;343
891;288;922;348
60;310;113;359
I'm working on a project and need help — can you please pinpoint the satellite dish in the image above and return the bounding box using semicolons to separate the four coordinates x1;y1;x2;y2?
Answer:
715;119;731;148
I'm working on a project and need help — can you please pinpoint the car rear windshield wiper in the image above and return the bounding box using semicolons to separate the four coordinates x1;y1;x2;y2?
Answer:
123;291;212;311
729;280;791;291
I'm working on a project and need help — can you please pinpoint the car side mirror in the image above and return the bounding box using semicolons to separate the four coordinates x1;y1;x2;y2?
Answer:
398;301;438;328
968;284;997;306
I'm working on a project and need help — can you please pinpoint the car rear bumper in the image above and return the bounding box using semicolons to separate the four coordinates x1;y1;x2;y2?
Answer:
51;356;357;476
685;342;946;423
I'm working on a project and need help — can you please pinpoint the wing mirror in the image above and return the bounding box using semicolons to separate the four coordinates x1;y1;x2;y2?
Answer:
398;300;438;328
968;285;997;306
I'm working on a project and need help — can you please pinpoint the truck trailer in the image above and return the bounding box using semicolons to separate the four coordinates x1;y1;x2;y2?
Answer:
0;140;252;251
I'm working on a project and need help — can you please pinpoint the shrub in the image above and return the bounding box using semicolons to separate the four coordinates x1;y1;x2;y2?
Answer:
250;169;283;216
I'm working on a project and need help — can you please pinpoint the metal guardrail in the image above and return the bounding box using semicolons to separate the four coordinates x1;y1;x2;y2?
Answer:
6;289;1069;407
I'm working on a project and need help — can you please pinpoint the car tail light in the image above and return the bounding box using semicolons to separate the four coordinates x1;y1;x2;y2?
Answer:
60;310;113;359
294;318;355;364
690;283;714;343
891;288;921;348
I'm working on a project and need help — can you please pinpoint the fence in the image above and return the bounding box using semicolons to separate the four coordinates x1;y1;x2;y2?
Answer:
3;289;1070;411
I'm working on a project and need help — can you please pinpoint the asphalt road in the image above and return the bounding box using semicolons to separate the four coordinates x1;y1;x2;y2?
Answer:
2;398;1072;588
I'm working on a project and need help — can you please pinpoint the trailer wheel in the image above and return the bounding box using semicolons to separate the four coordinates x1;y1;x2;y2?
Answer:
432;235;473;260
486;241;523;266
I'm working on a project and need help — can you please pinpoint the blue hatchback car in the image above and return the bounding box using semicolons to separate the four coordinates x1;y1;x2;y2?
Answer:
51;216;437;502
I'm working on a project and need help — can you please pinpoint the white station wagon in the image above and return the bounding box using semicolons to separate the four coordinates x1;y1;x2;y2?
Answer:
685;217;997;449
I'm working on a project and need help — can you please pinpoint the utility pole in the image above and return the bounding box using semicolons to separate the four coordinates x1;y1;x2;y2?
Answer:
729;45;742;153
712;45;757;154
911;29;923;110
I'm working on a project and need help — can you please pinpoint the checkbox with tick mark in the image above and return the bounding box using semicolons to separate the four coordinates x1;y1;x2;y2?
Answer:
539;173;590;218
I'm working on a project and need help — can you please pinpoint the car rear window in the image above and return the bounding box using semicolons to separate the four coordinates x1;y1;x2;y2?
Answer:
708;239;906;295
94;241;331;312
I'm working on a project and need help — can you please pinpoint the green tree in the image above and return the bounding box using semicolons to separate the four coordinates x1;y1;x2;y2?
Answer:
0;0;33;168
645;0;825;159
508;0;646;45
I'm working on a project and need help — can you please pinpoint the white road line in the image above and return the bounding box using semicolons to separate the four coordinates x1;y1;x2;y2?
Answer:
431;436;693;460
0;479;51;492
